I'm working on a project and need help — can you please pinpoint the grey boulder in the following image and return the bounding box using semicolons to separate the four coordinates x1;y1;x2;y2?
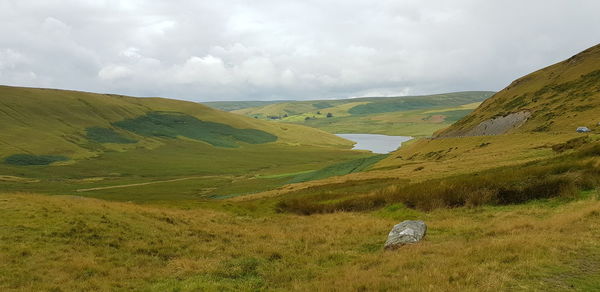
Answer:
577;126;591;133
384;220;427;250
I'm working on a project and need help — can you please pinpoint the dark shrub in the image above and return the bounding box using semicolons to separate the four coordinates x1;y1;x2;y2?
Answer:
86;127;136;144
4;154;69;166
114;112;277;148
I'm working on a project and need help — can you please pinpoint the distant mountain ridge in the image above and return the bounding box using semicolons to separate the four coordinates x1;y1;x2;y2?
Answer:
205;91;495;136
205;91;494;115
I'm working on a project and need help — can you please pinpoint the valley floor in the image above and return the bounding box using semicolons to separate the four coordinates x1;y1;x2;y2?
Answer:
1;44;599;291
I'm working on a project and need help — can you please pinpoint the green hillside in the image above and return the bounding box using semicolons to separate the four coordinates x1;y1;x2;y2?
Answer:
437;44;600;137
205;91;493;136
370;44;600;181
0;86;353;159
0;86;370;200
262;43;600;214
203;100;286;111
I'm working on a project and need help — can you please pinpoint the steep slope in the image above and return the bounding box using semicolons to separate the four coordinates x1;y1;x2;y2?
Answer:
373;44;600;183
237;44;600;203
437;44;600;137
0;86;353;160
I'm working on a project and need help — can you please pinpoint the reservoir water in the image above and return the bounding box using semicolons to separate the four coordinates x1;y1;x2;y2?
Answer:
335;134;412;154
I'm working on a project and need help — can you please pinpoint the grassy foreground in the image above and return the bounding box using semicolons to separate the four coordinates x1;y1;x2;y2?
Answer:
2;192;600;291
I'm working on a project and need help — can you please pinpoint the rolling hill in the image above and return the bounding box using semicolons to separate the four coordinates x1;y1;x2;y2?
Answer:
0;86;353;159
204;91;494;136
0;86;372;200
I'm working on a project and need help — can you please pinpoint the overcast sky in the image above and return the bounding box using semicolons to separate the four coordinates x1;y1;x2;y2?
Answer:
1;1;599;101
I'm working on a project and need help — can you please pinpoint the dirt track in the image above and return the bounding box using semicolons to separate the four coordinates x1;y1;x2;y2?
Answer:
75;176;219;192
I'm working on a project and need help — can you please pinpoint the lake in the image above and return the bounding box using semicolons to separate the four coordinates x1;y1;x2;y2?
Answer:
335;134;412;154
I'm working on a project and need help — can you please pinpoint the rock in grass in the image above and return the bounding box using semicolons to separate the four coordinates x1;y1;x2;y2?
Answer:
576;126;591;133
384;220;427;250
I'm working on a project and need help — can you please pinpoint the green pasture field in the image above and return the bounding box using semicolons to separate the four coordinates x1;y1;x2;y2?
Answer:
207;91;493;136
0;139;372;203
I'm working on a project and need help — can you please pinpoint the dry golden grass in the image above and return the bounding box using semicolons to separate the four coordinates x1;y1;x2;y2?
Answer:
2;192;600;291
301;200;600;291
235;132;597;202
438;44;600;137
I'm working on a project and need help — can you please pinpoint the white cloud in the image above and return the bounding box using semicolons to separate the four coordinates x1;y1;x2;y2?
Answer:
98;65;133;80
42;17;71;35
234;57;278;86
120;47;142;59
0;49;39;85
0;49;29;70
172;55;230;85
0;0;599;100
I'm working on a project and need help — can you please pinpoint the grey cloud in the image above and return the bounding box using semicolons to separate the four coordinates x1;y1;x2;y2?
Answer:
1;0;599;101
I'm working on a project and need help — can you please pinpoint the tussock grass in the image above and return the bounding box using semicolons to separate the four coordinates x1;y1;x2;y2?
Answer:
3;193;600;290
278;144;600;214
288;154;387;184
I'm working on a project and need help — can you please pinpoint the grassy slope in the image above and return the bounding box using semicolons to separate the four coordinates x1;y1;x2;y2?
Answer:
438;44;600;137
300;103;481;136
2;192;600;291
235;44;600;206
375;45;599;181
0;140;371;202
228;92;492;117
202;100;286;112
0;86;353;159
377;44;600;171
0;86;370;200
216;92;493;136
